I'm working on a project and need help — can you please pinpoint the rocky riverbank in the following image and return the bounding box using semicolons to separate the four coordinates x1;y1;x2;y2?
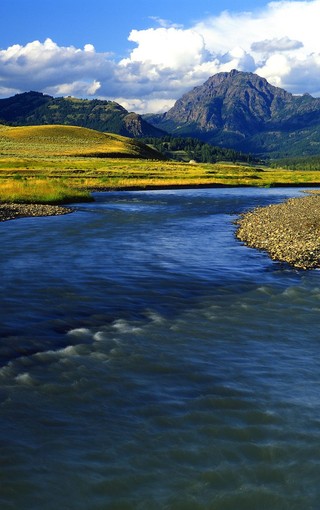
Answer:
236;192;320;269
0;203;73;222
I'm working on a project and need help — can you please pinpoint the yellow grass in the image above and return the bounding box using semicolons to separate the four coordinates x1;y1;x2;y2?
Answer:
1;124;320;204
0;178;90;204
0;124;154;157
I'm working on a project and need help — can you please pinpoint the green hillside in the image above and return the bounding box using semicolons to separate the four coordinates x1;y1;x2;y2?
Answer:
0;124;164;159
0;91;165;138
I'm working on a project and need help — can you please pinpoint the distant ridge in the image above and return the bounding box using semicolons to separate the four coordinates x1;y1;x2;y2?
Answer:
144;70;320;157
0;91;165;139
4;72;320;157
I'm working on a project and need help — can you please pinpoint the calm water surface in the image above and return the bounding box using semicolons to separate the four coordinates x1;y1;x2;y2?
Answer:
1;187;320;509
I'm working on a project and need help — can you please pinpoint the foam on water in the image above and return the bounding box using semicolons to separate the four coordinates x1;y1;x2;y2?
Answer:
15;372;35;386
111;318;143;334
67;327;93;338
2;300;319;508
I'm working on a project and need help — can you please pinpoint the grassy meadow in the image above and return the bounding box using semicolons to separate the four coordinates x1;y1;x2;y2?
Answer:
1;124;320;204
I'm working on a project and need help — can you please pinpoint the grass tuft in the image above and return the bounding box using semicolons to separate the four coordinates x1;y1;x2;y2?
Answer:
0;178;91;204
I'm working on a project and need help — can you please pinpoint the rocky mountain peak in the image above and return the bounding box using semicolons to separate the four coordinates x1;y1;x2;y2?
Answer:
163;70;293;133
146;70;320;156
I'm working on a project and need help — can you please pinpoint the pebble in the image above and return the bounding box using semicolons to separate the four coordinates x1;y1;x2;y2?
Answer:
235;192;320;269
0;203;73;222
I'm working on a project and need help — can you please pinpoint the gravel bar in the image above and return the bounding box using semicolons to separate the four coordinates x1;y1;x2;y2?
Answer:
235;192;320;269
0;203;73;222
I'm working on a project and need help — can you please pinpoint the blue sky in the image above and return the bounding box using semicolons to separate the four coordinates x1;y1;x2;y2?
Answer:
0;0;319;112
0;0;269;55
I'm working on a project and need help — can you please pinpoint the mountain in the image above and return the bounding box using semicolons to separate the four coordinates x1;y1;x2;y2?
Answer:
0;91;165;139
4;73;320;158
145;70;320;157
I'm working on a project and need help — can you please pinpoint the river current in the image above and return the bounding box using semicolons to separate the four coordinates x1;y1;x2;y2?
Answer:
1;187;320;509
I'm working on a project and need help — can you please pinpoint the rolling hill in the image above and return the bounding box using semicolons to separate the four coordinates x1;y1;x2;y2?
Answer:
0;124;164;159
0;91;165;139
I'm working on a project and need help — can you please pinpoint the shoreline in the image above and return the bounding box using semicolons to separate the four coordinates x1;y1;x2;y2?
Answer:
0;203;73;222
235;192;320;269
2;188;320;270
0;184;267;222
0;184;250;222
87;183;320;192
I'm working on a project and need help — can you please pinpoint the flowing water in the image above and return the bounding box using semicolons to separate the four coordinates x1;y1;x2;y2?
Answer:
1;187;320;509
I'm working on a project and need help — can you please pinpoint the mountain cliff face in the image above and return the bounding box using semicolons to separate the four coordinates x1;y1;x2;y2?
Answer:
146;70;320;157
3;72;320;157
0;91;164;139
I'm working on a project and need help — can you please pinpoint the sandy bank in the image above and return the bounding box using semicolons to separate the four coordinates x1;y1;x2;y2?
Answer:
236;192;320;269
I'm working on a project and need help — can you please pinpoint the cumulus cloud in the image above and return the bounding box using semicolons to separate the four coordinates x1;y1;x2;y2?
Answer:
120;27;209;69
1;1;320;112
46;80;101;97
114;0;320;107
251;37;303;53
113;97;176;114
0;38;113;96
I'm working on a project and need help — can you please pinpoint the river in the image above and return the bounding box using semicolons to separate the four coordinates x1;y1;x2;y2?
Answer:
1;187;320;509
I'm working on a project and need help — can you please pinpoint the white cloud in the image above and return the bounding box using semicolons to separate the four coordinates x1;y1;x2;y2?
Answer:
120;27;208;69
255;54;292;87
0;38;113;95
120;0;320;108
251;37;303;53
84;44;95;53
1;1;320;113
113;97;176;114
149;16;183;29
46;79;101;97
